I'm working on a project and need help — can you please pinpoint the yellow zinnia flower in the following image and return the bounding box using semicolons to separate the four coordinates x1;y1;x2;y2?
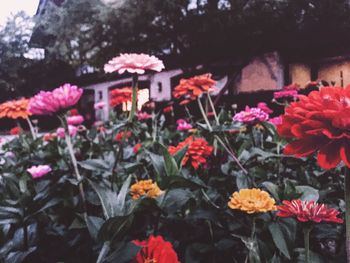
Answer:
228;188;276;214
130;179;163;200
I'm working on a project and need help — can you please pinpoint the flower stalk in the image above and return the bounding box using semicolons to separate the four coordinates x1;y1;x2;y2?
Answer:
26;118;37;139
197;97;213;132
60;115;87;215
207;92;219;125
303;225;312;263
128;74;138;122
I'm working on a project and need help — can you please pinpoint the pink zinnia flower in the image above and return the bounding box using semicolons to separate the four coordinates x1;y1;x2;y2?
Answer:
137;111;152;121
27;165;52;179
257;102;273;114
233;106;269;125
104;53;165;74
29;84;83;115
67;115;84;125
273;90;298;100
176;119;193;131
268;116;282;126
56;125;78;139
94;101;106;110
277;200;343;224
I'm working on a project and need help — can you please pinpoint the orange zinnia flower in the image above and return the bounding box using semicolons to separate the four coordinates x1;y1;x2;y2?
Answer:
130;179;163;200
0;98;31;119
228;188;277;214
173;74;216;103
168;136;213;169
110;87;132;107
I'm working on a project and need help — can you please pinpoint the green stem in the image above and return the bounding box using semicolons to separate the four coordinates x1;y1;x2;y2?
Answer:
214;135;248;175
345;166;350;262
26;118;37;139
207;92;220;125
60;115;87;216
128;74;138;122
303;225;312;263
197;97;213;132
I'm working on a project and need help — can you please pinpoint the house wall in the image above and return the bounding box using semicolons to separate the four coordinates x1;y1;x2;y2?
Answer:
318;60;350;87
236;51;284;93
289;63;311;87
149;69;182;101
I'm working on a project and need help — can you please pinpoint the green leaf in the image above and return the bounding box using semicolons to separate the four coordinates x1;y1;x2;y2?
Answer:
268;222;291;259
98;214;134;242
157;142;179;177
86;216;104;241
79;159;111;172
105;242;141;263
262;182;280;202
88;180;118;219
295;186;319;202
173;145;188;169
162;176;206;190
115;175;132;216
148;152;166;178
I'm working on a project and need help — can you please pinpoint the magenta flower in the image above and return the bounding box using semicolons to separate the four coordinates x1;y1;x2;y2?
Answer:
257;102;273;114
27;165;52;179
137;111;152;121
268;116;283;126
56;125;78;139
104;53;165;75
94;101;106;110
273;89;298;100
233;106;269;125
29;84;83;115
67;115;84;126
176;119;193;131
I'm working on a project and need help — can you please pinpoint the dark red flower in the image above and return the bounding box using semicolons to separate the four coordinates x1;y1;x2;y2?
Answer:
115;131;132;141
168;136;213;169
10;127;22;135
277;85;350;169
277;200;343;224
133;143;142;154
69;109;79;116
163;106;173;113
133;235;180;263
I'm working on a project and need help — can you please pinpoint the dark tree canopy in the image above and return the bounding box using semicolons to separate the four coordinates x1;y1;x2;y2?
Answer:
32;0;350;70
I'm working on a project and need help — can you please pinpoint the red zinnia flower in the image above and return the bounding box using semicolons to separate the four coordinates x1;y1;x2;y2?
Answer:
133;235;180;263
69;109;79;116
115;131;132;141
10;127;22;135
110;87;132;107
133;143;142;154
173;74;216;103
277;200;343;224
277;85;350;169
163;106;173;113
168;136;213;169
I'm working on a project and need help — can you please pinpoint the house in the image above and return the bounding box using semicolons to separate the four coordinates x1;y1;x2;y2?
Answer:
30;0;350;121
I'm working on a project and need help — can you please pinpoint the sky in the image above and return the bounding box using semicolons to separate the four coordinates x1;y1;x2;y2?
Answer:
0;0;39;25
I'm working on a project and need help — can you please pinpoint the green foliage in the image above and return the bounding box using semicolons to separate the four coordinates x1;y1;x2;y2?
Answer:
0;99;346;262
